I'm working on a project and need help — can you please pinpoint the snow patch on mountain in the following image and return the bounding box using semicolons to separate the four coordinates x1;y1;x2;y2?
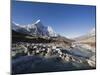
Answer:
35;19;41;24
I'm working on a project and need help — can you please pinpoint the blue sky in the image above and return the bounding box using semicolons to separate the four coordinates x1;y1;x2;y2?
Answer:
12;1;96;38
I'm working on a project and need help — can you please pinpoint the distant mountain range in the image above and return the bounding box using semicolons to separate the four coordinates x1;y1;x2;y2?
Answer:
12;20;57;37
74;28;95;41
74;28;95;47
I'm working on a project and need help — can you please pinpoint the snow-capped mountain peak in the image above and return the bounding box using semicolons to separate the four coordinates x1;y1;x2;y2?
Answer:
47;26;53;32
47;26;57;36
